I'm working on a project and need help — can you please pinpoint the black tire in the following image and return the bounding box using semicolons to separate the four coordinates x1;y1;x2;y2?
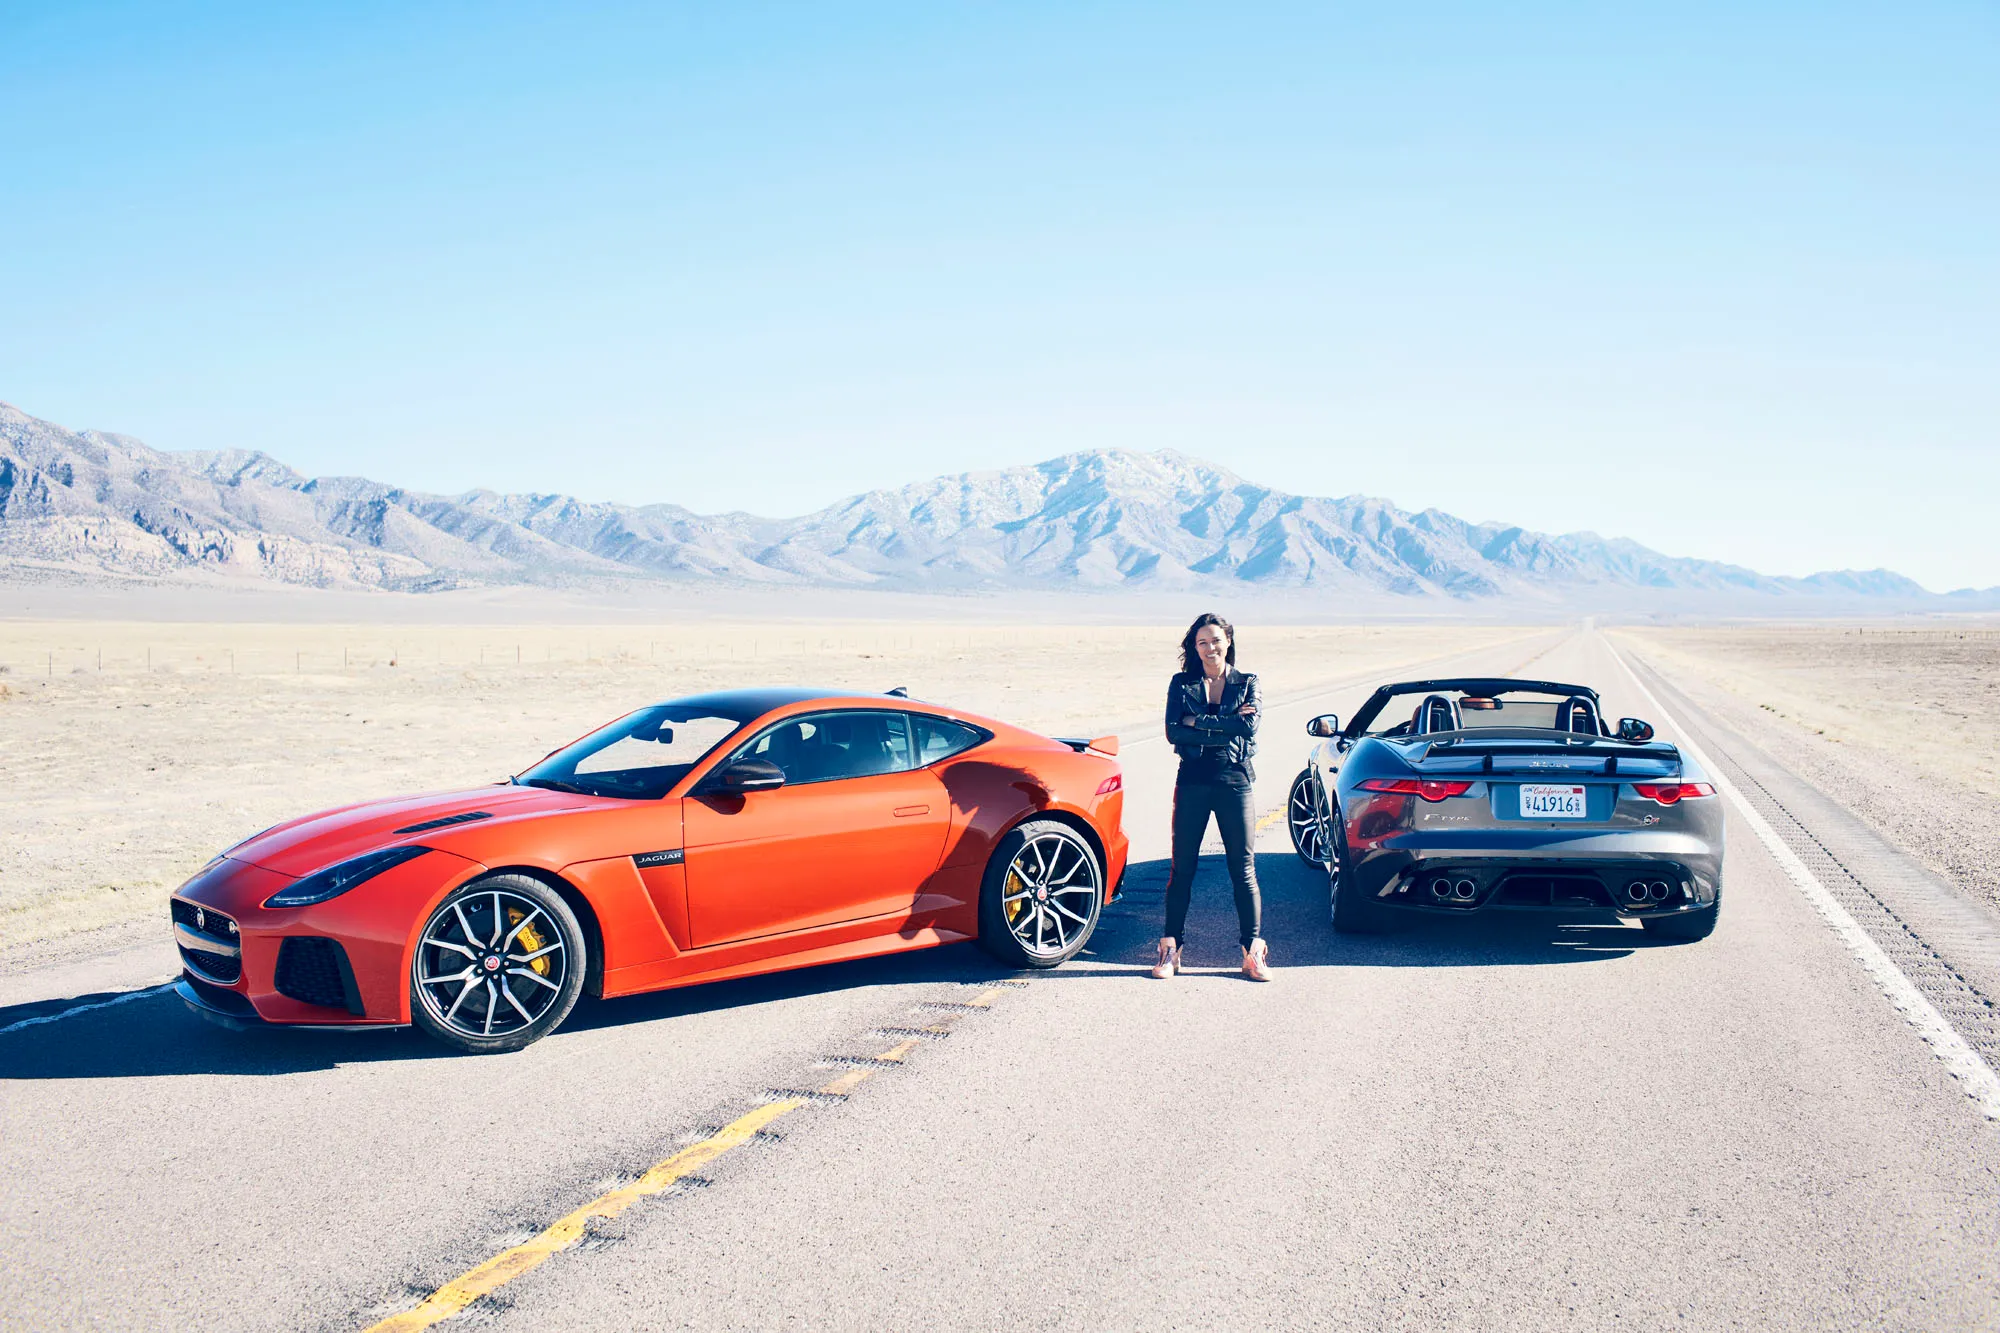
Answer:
410;874;587;1053
1331;862;1391;934
1642;901;1719;941
1287;769;1331;867
977;818;1104;969
1326;816;1390;934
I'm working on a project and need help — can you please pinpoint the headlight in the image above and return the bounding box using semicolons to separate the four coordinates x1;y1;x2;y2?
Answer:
263;845;433;908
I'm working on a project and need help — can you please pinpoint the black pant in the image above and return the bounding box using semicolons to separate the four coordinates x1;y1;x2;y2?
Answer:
1164;780;1261;950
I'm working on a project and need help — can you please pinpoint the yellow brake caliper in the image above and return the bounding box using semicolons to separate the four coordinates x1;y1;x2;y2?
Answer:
508;908;552;977
1004;867;1026;926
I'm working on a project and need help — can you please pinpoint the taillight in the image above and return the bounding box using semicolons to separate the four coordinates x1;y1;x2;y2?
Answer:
1357;778;1474;803
1631;782;1715;805
1096;774;1123;796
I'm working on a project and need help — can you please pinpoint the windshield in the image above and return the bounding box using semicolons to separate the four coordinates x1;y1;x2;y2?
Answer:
518;705;750;800
1369;691;1583;736
1453;695;1567;729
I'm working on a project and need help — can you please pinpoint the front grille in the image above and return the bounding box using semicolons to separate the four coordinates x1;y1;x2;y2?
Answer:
274;936;360;1012
171;899;242;983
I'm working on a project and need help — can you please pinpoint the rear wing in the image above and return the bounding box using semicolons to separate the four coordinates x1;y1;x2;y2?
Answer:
1419;739;1680;776
1054;735;1120;756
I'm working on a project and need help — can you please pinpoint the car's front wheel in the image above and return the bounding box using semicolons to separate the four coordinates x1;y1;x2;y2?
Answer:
978;819;1103;969
410;874;586;1053
1287;769;1331;867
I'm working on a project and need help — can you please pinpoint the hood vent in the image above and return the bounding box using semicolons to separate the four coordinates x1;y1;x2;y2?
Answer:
393;810;494;835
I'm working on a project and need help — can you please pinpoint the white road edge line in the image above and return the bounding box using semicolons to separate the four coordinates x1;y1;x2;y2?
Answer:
1606;636;2000;1121
0;982;176;1037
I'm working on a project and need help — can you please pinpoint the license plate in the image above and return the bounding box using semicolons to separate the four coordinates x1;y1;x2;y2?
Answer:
1519;784;1588;818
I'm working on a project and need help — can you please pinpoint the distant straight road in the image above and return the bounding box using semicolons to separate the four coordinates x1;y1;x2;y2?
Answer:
3;628;1997;1331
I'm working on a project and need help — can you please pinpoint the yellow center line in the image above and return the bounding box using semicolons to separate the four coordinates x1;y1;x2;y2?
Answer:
364;1097;802;1333
362;991;1016;1331
818;1067;875;1097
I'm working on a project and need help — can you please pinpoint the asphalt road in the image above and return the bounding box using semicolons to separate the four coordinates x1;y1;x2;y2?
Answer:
4;628;1997;1331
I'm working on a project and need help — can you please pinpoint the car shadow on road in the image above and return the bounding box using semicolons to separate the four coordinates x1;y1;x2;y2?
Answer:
2;848;1663;1079
0;940;1026;1081
1071;852;1656;975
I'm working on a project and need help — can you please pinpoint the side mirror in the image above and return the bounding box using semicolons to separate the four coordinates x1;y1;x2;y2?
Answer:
1306;714;1340;738
1617;718;1655;743
711;758;786;793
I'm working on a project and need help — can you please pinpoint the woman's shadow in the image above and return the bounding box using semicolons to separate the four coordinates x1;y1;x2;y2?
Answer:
1070;851;1654;976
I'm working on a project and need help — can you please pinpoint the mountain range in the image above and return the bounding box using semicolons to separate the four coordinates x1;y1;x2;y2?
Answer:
2;401;1988;609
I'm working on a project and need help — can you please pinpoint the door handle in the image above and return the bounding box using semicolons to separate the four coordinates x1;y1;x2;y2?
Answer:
893;805;931;817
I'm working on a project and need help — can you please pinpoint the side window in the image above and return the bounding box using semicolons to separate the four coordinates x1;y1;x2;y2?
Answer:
913;715;985;765
738;711;918;786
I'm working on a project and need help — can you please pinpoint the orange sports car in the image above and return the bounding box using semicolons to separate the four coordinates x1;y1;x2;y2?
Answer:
170;688;1127;1052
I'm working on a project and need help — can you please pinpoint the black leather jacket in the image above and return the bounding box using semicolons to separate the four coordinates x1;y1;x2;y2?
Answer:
1164;669;1261;768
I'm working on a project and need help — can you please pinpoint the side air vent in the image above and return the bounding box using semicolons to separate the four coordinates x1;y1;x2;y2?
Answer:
394;810;494;835
274;937;364;1013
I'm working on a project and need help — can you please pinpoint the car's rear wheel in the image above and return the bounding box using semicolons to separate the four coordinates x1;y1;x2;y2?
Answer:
1331;863;1390;933
1326;817;1389;934
410;875;586;1053
1287;769;1331;867
978;819;1103;968
1641;901;1719;941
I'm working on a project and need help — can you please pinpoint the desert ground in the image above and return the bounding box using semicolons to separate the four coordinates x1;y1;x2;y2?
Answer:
0;614;1533;953
1618;623;2000;912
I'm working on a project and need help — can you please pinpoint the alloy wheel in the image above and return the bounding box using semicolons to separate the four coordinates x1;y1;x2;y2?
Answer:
1000;830;1101;960
414;888;569;1040
1290;772;1330;866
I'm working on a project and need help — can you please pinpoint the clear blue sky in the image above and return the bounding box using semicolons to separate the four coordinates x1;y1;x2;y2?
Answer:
3;2;1995;589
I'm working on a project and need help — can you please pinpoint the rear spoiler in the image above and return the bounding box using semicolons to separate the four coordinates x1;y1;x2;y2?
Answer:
1422;739;1680;776
1055;735;1120;756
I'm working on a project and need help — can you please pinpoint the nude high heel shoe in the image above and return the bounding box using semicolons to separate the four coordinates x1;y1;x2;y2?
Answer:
1150;937;1182;979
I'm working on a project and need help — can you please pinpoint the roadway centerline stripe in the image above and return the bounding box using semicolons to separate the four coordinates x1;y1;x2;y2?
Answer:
1607;638;2000;1121
0;982;175;1036
364;1098;804;1332
361;1018;985;1331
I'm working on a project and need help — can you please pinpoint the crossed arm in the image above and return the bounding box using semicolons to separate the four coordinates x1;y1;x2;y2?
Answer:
1163;676;1262;746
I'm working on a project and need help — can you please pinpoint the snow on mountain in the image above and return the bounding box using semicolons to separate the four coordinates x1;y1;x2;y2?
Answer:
0;401;1948;604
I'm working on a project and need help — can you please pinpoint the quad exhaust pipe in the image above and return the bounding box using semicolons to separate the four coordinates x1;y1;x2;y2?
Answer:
1625;880;1673;904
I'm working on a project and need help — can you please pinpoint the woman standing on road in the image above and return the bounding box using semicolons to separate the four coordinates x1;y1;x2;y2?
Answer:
1154;612;1269;981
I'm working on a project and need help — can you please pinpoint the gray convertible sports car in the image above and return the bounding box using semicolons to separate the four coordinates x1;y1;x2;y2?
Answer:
1286;678;1724;939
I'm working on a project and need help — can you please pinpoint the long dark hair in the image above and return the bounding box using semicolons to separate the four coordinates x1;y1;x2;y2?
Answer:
1178;612;1236;674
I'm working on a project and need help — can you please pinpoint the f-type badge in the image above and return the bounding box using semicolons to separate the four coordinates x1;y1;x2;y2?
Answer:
633;849;685;868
